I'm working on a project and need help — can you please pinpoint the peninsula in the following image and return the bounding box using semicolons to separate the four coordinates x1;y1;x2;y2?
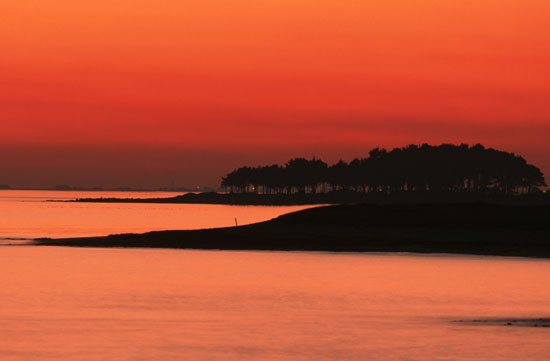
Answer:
70;144;548;206
36;203;550;258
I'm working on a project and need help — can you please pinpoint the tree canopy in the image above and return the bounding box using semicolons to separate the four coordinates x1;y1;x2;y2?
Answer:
221;144;546;195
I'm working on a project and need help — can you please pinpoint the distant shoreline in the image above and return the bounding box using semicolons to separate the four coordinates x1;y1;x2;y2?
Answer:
68;191;550;206
0;187;216;193
36;203;550;258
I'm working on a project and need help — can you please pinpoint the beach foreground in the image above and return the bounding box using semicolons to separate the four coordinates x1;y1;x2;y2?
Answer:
35;203;550;258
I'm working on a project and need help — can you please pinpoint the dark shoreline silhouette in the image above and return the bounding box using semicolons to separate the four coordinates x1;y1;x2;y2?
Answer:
69;191;550;206
36;203;550;258
455;318;550;328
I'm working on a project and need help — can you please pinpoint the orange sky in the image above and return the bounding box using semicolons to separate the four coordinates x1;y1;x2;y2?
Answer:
1;0;549;188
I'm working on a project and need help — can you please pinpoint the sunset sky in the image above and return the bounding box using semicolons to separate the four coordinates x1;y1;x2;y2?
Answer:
1;0;549;188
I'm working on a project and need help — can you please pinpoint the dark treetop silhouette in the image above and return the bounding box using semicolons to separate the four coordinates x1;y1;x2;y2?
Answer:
221;144;546;195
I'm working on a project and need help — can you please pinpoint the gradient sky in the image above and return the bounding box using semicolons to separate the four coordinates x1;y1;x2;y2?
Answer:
1;0;549;188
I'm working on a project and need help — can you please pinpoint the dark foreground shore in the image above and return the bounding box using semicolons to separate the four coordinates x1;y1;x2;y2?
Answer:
36;203;550;258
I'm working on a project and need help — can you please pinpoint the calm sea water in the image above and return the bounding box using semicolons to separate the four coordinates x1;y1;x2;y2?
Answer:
0;190;311;241
1;191;549;360
1;248;549;361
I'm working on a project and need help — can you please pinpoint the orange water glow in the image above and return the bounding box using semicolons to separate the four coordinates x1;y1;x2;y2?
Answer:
1;247;550;360
1;1;549;187
0;190;311;240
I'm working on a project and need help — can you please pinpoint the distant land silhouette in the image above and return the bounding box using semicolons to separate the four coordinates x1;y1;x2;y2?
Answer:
0;185;217;192
72;143;548;206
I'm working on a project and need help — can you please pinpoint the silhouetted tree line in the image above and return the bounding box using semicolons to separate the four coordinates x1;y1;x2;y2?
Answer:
221;144;546;195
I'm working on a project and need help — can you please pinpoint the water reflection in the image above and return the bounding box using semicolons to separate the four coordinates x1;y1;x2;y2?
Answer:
0;190;312;241
0;248;549;361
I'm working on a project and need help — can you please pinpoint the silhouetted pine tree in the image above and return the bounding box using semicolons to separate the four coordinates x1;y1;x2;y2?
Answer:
220;144;547;195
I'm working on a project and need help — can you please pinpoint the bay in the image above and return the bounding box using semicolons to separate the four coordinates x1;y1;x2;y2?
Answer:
0;190;310;241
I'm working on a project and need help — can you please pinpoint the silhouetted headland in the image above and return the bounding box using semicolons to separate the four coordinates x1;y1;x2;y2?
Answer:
36;203;550;258
70;144;547;205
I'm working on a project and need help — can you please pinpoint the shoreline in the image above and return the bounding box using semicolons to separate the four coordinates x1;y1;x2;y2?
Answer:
36;203;550;258
67;191;550;206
